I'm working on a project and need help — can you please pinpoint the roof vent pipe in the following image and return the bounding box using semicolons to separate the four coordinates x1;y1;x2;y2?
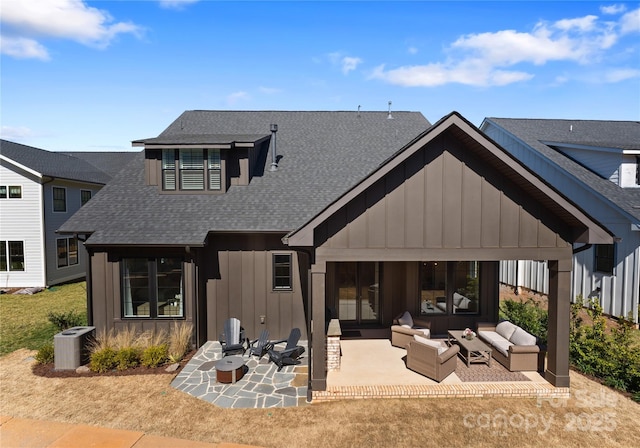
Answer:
270;123;278;172
387;101;393;119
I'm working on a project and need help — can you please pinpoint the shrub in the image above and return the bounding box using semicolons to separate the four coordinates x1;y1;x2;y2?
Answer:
141;344;168;368
499;298;548;345
168;322;193;363
35;342;55;364
570;297;640;401
89;347;117;373
47;310;85;331
114;347;140;370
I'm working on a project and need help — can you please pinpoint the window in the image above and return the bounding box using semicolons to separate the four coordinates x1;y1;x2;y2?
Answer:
80;190;92;206
636;156;640;186
208;149;222;190
180;149;205;190
121;257;183;318
162;149;176;190
419;261;479;315
0;186;21;199
419;261;447;314
0;241;25;271
57;237;78;268
595;244;615;274
161;149;222;192
53;187;66;212
273;254;292;291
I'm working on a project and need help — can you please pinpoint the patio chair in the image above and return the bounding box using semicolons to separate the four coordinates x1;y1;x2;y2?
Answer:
220;317;248;356
248;329;271;358
267;327;305;371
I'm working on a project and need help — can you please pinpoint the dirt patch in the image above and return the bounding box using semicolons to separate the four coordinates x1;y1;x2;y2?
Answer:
31;350;195;378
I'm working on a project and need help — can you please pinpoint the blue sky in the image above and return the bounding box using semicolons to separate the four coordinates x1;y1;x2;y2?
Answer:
1;1;639;152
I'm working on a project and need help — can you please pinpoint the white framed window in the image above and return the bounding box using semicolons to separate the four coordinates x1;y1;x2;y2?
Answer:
57;237;79;268
0;241;25;271
180;149;205;190
53;187;66;212
0;185;22;199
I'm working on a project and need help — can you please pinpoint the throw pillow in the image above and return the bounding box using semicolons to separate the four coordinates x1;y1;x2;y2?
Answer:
509;327;537;346
496;321;518;340
397;311;414;327
453;292;465;307
414;335;447;354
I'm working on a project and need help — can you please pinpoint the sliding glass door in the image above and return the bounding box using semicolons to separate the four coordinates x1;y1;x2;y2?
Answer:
336;262;380;325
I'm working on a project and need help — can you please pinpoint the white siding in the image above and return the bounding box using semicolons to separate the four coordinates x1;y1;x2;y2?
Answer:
0;163;46;287
485;122;640;323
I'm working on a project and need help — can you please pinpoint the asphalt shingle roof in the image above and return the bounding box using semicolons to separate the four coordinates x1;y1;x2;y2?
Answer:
0;139;118;184
483;118;640;223
58;110;431;246
60;151;139;178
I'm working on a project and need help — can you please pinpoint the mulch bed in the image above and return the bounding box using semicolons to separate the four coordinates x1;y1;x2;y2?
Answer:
31;350;195;378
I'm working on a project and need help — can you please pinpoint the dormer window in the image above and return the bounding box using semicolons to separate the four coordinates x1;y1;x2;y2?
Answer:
161;148;222;192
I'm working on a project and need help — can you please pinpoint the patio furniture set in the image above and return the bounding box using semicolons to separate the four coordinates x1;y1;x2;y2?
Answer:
216;317;306;384
391;311;540;382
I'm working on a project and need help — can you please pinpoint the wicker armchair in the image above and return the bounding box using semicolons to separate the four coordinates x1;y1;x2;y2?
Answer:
406;338;459;382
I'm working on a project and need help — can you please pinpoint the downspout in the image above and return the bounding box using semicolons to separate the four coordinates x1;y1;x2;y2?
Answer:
80;238;94;327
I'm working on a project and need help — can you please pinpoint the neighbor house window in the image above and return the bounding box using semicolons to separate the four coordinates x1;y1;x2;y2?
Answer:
121;257;183;318
595;244;615;274
57;237;78;268
273;254;292;291
80;190;92;206
180;149;205;190
0;186;21;199
53;187;66;212
0;241;25;271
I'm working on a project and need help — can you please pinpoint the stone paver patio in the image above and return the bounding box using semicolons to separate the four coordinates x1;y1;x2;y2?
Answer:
171;341;309;408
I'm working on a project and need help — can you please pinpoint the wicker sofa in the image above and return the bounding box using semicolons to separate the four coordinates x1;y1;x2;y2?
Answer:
406;335;460;382
477;321;540;371
391;311;431;348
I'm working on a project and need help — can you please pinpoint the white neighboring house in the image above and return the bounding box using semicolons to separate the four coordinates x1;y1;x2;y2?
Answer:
0;139;136;289
481;119;640;323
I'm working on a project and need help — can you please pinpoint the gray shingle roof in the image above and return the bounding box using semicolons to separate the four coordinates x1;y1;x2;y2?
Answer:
60;151;139;178
133;134;270;146
0;139;117;184
483;118;640;223
59;110;431;246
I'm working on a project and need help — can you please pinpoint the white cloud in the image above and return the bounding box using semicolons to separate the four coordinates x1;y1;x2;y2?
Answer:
619;8;640;34
226;91;250;105
372;11;637;88
407;46;418;55
0;0;143;60
1;125;38;141
0;36;50;60
258;86;282;95
604;68;640;82
341;56;363;74
601;4;627;15
158;0;200;10
327;52;363;74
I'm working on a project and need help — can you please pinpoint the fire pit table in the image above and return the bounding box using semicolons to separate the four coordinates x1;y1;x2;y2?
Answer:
215;356;245;383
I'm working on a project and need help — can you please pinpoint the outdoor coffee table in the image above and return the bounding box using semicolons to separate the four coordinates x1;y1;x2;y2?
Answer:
215;356;245;383
448;330;492;367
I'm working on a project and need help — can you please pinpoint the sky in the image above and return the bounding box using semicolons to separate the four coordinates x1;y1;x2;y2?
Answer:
1;0;639;152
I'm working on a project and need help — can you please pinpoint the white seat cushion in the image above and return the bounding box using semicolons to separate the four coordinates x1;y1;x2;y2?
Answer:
415;328;431;338
478;330;504;345
492;339;514;357
414;335;446;354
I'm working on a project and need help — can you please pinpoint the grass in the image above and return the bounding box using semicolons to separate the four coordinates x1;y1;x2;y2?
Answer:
1;282;638;447
0;281;87;356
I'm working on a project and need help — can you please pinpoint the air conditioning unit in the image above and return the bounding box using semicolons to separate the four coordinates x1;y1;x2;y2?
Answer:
54;326;95;370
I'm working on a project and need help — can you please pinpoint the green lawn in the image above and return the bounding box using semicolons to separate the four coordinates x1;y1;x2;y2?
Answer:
0;282;87;356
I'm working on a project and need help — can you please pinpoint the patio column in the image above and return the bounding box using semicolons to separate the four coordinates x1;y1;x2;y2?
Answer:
310;260;327;391
545;257;572;388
